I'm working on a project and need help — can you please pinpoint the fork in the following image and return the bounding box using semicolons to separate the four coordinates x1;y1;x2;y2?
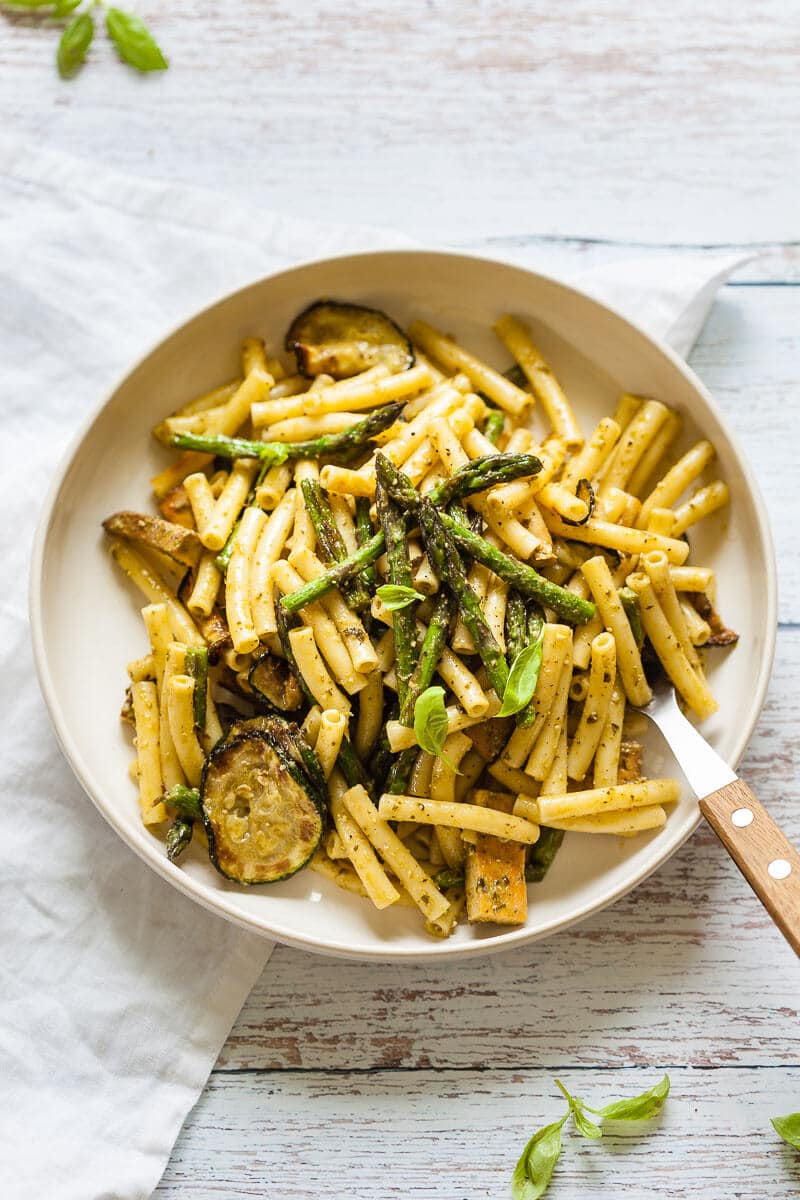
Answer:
639;676;800;956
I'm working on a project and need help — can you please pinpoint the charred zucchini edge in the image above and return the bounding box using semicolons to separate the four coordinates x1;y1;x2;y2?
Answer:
201;730;324;885
285;299;414;379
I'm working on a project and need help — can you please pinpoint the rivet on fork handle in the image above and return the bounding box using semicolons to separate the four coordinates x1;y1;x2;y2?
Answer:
700;779;800;957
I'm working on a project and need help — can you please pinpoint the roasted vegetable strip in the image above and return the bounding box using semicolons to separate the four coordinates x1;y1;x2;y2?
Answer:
418;497;509;700
171;402;404;463
301;479;370;611
102;511;202;568
375;471;418;711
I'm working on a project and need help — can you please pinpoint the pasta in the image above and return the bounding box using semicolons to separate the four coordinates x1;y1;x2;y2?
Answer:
106;304;735;937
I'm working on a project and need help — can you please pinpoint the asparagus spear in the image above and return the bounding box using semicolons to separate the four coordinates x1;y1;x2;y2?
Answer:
418;497;509;700
185;645;208;735
483;410;506;445
386;746;419;795
301;479;370;611
279;452;539;613
279;532;385;614
214;520;240;573
377;454;594;624
375;475;418;712
399;589;455;727
619;586;644;650
280;455;594;624
444;520;595;625
170;402;404;462
337;736;375;796
525;827;565;881
274;586;317;708
387;594;454;783
354;496;378;590
505;589;528;664
368;712;397;798
163;784;203;821
515;603;546;730
166;818;194;862
383;451;542;509
433;867;465;889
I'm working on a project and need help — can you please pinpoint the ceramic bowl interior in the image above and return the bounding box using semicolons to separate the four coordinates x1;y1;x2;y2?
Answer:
31;250;776;960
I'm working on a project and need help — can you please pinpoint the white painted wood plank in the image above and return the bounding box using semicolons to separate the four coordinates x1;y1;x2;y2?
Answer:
686;287;800;622
155;1067;800;1198
221;627;800;1073
3;2;799;245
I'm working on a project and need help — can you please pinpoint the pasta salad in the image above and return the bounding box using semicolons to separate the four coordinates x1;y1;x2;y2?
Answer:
105;299;737;937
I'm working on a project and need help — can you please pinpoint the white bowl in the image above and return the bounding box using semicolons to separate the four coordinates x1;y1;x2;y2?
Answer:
30;250;776;960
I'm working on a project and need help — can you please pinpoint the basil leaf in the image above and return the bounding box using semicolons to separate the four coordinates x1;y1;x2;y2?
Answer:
771;1113;800;1151
56;10;93;77
54;0;83;14
376;584;425;612
106;7;168;71
498;627;545;717
572;1106;603;1140
413;686;449;757
511;1116;567;1200
554;1079;602;1140
587;1073;670;1121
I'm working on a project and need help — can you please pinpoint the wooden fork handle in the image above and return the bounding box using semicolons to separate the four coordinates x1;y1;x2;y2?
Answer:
700;779;800;957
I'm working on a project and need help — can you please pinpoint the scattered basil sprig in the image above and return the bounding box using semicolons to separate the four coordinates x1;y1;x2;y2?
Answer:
56;10;93;75
498;626;545;718
106;6;167;70
772;1112;800;1152
376;584;425;612
413;685;449;757
512;1075;670;1199
4;0;168;78
512;1116;568;1200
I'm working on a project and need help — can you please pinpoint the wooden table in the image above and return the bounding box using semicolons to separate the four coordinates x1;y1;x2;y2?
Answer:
5;3;798;1195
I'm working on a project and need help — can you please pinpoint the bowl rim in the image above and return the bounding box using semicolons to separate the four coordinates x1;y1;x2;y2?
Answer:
29;246;778;961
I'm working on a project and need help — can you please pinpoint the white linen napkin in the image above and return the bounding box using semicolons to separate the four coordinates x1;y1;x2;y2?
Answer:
0;134;745;1200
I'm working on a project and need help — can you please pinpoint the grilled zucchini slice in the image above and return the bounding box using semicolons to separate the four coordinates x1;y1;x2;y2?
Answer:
249;651;303;712
285;300;414;378
202;730;323;884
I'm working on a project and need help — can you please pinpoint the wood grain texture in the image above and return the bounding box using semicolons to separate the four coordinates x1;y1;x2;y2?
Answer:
5;3;798;1194
701;780;800;957
156;1068;800;1199
2;1;799;245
